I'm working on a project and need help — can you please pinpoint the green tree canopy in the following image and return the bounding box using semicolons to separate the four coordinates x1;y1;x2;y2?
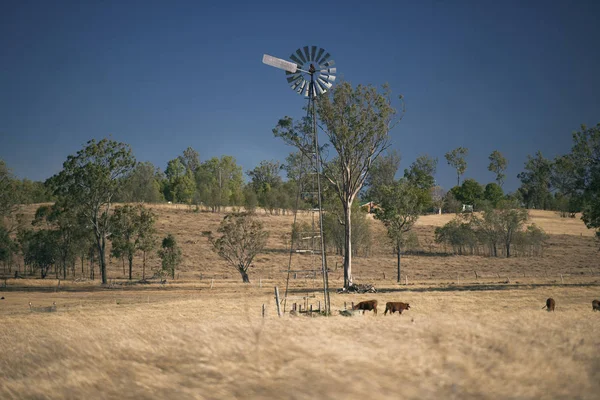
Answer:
374;180;421;282
517;151;552;210
274;82;403;288
46;138;136;284
158;234;182;279
205;212;269;283
445;147;469;186
488;150;508;187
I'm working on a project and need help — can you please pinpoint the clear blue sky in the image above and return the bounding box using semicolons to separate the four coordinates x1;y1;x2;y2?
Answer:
1;0;599;192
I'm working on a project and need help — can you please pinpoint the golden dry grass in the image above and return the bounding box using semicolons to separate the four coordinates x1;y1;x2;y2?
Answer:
1;286;600;399
2;205;600;399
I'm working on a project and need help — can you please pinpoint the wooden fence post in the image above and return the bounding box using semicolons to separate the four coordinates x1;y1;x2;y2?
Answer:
274;287;282;317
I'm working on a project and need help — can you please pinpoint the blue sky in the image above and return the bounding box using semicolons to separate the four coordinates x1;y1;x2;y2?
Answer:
1;0;599;192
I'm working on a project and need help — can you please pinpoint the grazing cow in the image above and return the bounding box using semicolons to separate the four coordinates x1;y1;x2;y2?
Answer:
384;302;411;315
592;300;600;312
353;300;378;315
543;298;555;312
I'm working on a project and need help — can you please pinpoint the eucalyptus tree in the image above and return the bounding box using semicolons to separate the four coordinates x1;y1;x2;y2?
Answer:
488;150;508;187
374;180;421;282
274;82;403;288
204;212;268;283
46;139;136;284
445;147;469;186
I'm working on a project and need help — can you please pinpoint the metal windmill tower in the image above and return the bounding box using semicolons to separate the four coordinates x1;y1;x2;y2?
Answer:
263;46;336;314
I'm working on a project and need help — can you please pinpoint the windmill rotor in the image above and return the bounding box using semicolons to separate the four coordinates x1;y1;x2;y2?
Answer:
263;45;336;98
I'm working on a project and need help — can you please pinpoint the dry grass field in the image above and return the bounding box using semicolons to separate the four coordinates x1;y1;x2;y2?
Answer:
1;205;600;399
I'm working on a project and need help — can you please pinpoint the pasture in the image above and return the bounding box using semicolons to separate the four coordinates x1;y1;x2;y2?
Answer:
1;206;599;399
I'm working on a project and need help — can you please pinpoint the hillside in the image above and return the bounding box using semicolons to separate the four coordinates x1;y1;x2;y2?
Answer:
7;204;599;286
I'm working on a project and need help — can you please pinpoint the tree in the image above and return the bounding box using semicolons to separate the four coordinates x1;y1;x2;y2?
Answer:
0;225;16;273
137;207;158;280
0;159;18;223
404;154;438;211
47;139;136;284
570;123;600;238
451;178;484;209
404;154;437;191
488;150;508;187
364;150;401;203
517;151;552;210
110;205;138;280
490;200;529;257
243;185;258;213
118;161;164;203
158;234;182;279
484;182;504;208
196;156;244;212
205;212;268;283
165;158;196;204
21;229;58;278
110;204;157;280
274;82;403;288
445;147;469;186
374;180;421;282
178;147;200;174
33;204;81;279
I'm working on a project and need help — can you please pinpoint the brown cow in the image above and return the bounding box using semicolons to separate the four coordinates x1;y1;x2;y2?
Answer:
543;298;555;312
592;300;600;312
353;300;378;315
384;302;410;315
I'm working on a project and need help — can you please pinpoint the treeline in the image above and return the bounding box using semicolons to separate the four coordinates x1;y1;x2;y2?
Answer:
435;201;548;257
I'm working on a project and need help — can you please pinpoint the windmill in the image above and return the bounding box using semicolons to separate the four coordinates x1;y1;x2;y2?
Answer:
262;46;337;314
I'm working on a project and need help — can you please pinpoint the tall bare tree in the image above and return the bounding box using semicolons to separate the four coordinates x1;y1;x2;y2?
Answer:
274;82;403;288
445;147;469;186
488;150;508;187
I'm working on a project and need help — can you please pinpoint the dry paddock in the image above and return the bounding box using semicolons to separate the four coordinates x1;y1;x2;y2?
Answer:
1;283;600;400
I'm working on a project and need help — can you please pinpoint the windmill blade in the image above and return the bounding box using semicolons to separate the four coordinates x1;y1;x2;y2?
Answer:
318;77;333;89
317;52;330;65
296;49;307;64
304;82;311;97
297;80;307;94
303;46;311;63
290;53;303;66
320;68;337;75
315;48;325;64
310;46;317;61
315;80;326;95
323;60;335;68
287;74;302;84
263;54;298;73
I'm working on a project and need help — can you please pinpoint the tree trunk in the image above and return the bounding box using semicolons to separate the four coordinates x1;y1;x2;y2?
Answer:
142;251;146;280
506;241;511;258
97;236;107;284
63;260;67;280
128;254;133;280
343;201;353;288
239;268;250;283
397;243;401;283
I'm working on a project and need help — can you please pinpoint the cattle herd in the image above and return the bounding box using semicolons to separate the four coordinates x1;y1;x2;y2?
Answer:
348;298;600;315
351;300;411;315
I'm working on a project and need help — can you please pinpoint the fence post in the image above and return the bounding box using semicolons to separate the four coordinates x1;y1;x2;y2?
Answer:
262;304;265;318
274;286;282;317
